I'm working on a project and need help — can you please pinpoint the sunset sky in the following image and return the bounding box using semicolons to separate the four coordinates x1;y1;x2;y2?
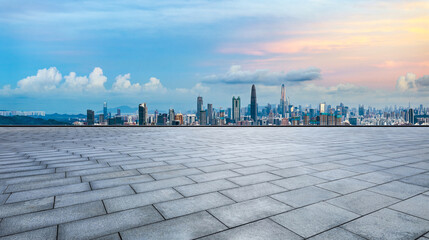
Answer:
0;0;428;113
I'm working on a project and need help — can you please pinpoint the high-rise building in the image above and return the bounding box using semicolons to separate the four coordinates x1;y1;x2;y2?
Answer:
197;96;203;120
250;85;257;123
207;104;213;125
319;103;326;114
232;96;241;123
103;102;107;120
303;114;310;125
359;105;365;116
280;84;286;117
174;113;183;125
169;109;175;125
87;110;94;125
99;114;104;124
408;108;414;124
199;110;207;125
157;113;167;125
116;109;121;116
219;109;225;125
138;103;148;125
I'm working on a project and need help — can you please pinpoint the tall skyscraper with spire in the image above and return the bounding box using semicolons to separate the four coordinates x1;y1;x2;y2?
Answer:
250;84;257;123
280;84;286;118
103;102;107;120
197;96;203;120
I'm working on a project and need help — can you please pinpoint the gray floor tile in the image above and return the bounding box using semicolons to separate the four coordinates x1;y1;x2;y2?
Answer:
317;178;375;194
132;177;194;193
228;172;281;186
90;175;153;189
155;192;234;219
120;211;226;240
0;197;53;218
271;202;359;238
188;170;240;183
55;185;135;208
308;227;365;240
400;174;429;187
6;183;90;203
58;206;162;240
209;197;291;227
150;168;203;180
220;182;286;202
175;179;238;197
368;181;428;199
327;190;399;215
271;175;326;190
200;219;302;240
0;201;106;236
389;194;429;220
270;167;316;178
271;186;339;208
343;208;429;240
0;226;57;240
4;177;81;193
104;188;182;213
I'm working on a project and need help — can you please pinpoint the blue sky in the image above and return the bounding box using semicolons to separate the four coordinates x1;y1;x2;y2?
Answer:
0;0;428;113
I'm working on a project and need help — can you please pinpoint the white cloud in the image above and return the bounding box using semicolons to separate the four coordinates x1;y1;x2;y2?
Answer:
203;65;321;85
176;83;209;95
396;73;416;92
87;67;107;90
112;73;141;91
143;77;166;92
63;72;89;91
17;67;62;92
396;73;429;92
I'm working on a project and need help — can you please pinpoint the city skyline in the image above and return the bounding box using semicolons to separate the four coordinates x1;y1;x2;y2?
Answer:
79;84;428;126
0;1;429;112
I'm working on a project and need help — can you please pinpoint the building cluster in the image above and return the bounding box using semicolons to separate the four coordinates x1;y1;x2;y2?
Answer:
0;110;45;117
85;85;429;126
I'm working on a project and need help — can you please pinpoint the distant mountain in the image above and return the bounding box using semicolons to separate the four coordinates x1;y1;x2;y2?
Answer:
0;116;70;126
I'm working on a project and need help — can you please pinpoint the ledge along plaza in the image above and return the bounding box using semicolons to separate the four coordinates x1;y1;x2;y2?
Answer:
0;127;428;239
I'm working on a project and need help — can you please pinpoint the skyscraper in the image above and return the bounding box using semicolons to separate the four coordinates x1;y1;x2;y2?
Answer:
87;110;94;126
138;103;148;126
359;105;365;116
169;109;175;125
199;110;207;125
319;103;326;114
280;84;286;117
207;103;213;125
408;108;414;124
197;96;203;120
250;85;257;123
103;102;107;120
232;96;241;123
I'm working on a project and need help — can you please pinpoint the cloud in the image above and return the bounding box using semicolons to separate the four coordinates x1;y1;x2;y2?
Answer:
87;67;107;90
112;73;141;91
176;83;209;94
63;72;89;91
415;75;429;90
203;65;321;85
17;67;62;92
396;73;429;92
142;77;167;92
1;67;170;96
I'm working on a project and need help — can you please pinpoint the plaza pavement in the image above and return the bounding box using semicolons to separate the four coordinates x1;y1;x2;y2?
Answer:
0;127;428;239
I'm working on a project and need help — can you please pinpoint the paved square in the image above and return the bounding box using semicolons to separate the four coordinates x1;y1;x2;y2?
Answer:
0;127;428;239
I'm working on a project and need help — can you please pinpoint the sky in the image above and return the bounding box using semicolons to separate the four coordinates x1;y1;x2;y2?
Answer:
0;0;428;113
